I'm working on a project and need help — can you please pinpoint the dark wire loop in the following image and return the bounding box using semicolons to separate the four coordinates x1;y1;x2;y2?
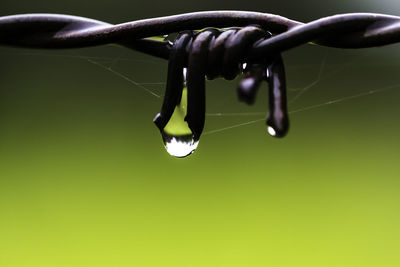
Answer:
222;26;270;80
153;31;192;132
186;30;217;140
237;63;266;105
266;55;289;137
207;29;237;80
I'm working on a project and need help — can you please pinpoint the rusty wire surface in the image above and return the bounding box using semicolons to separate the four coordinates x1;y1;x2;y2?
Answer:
0;11;400;156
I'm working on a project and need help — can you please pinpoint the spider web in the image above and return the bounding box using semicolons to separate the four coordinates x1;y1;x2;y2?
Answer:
2;47;400;137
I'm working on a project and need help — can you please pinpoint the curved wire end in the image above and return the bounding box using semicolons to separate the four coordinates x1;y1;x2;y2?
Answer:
266;54;289;138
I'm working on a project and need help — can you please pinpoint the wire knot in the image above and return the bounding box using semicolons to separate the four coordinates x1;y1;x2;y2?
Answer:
154;26;289;149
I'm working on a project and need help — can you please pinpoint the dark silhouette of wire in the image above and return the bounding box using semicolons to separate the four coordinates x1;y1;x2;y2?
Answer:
1;11;399;157
1;11;400;58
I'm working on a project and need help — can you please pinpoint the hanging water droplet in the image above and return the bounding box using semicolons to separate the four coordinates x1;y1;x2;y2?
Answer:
160;87;199;158
162;133;199;158
241;62;248;71
267;126;277;137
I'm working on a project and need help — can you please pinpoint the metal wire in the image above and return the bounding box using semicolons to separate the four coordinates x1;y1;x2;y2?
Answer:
1;12;400;56
1;11;400;156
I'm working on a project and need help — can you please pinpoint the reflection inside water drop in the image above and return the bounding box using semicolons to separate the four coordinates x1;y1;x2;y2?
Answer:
161;87;199;158
162;132;199;158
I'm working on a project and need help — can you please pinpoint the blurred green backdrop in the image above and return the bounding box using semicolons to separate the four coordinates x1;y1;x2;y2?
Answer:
1;1;400;266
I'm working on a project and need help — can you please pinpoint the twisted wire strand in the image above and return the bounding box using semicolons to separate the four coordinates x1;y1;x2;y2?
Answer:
1;11;400;157
1;11;400;59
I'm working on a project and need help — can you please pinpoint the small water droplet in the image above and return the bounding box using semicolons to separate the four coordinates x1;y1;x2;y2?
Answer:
267;126;277;137
160;87;199;158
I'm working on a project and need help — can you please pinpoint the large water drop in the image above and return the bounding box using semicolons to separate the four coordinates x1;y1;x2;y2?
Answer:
161;87;199;158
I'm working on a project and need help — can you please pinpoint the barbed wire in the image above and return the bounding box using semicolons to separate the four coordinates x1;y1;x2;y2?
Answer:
1;11;400;157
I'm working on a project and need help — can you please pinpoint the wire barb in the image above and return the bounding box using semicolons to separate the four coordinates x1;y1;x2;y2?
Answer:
1;11;400;156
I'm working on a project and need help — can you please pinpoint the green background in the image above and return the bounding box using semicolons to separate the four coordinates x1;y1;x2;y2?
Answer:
1;0;400;266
